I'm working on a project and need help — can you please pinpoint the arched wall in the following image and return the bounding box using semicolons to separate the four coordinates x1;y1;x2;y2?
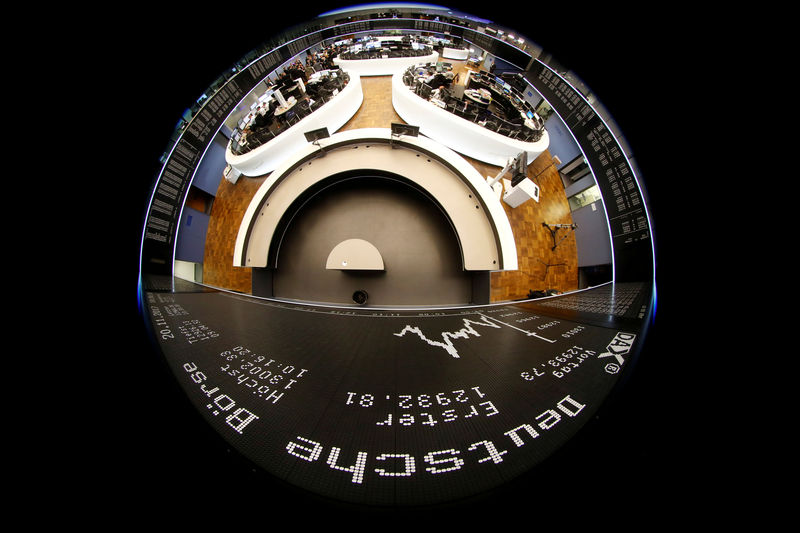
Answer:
234;128;518;273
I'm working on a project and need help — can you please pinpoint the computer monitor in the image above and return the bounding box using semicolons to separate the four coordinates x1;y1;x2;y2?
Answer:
304;127;330;143
510;152;528;187
391;123;419;137
419;83;432;99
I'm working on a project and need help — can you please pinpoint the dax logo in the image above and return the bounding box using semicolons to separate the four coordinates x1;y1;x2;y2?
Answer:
598;332;636;374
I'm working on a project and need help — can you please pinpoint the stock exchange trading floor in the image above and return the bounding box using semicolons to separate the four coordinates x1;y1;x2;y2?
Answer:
139;277;654;510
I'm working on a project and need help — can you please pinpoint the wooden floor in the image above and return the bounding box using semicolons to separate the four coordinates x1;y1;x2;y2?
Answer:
201;62;578;302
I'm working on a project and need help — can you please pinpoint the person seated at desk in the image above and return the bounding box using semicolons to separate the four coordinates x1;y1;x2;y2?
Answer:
277;71;295;90
429;72;451;88
476;107;493;125
287;65;307;83
305;82;320;99
431;85;450;101
251;109;272;130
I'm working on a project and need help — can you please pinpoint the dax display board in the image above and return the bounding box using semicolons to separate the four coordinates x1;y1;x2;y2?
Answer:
141;284;652;507
141;48;294;276
526;61;653;282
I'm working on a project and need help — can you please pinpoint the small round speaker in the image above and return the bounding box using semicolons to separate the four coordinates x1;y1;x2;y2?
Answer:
352;290;369;305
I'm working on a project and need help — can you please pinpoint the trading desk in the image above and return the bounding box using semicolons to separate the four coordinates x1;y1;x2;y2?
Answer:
334;51;440;76
392;69;549;167
442;46;470;60
225;72;364;177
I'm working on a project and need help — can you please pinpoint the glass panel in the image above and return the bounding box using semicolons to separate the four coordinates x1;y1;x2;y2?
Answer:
568;184;602;211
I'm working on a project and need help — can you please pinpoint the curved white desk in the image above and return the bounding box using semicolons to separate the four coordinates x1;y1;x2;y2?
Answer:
333;51;439;77
442;47;469;60
225;72;364;177
391;70;549;168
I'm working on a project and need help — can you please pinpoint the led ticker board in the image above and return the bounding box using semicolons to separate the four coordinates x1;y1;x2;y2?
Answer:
527;60;653;282
142;288;650;507
141;58;280;276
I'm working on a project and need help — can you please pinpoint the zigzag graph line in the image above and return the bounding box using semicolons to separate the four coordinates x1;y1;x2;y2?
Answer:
393;314;502;358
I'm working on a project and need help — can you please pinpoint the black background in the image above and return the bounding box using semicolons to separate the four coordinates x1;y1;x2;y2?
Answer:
73;1;716;527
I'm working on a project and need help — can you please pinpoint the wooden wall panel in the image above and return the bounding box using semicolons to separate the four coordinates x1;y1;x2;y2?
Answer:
202;175;265;293
486;154;579;302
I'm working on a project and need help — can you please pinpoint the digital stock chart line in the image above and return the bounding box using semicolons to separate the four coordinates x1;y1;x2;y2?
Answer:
393;312;556;358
